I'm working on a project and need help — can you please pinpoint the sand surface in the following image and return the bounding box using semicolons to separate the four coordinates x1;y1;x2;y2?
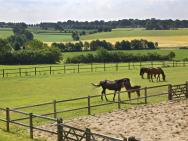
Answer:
34;100;188;141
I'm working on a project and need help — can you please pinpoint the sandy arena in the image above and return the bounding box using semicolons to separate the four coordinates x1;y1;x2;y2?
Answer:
35;100;188;141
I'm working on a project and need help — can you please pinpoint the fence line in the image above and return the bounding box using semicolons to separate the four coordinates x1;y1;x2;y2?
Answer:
0;81;188;141
0;60;188;78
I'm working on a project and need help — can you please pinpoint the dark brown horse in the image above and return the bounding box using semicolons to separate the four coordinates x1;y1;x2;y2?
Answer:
140;67;150;79
91;78;130;101
148;67;166;82
92;78;141;101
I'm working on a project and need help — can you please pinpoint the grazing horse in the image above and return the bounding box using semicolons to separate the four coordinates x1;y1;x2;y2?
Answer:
140;67;150;79
91;78;131;101
148;67;166;82
124;83;141;100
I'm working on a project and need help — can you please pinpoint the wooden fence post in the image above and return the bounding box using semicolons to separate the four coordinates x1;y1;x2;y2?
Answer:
29;113;33;139
183;60;186;67
140;62;142;68
86;128;91;141
53;100;57;118
91;63;93;72
186;81;188;99
78;64;80;73
128;62;130;70
144;87;147;104
50;66;52;75
173;60;175;67
19;68;21;77
6;108;10;132
118;93;121;109
57;118;63;141
2;69;5;78
88;96;91;115
104;63;106;72
151;61;153;67
64;65;66;74
116;63;118;71
168;84;173;101
34;67;37;76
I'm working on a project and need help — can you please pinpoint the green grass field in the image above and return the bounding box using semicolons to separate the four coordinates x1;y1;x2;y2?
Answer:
2;28;188;47
0;66;188;141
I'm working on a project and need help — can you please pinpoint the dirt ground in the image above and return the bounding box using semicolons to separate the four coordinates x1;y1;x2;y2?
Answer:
34;100;188;141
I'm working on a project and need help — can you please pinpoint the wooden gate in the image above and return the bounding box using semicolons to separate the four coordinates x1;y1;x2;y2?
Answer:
168;82;188;100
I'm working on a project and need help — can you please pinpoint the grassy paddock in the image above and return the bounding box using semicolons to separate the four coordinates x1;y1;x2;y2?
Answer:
0;67;188;140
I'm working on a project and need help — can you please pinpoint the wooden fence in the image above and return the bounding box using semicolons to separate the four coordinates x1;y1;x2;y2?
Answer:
0;60;188;78
0;81;188;141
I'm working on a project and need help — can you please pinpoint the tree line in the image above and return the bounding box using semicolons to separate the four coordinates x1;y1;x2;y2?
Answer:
66;48;176;63
52;39;158;52
1;19;188;31
0;24;62;65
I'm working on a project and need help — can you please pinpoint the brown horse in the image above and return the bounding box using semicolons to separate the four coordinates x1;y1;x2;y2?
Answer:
124;83;141;100
92;78;141;101
91;78;130;101
148;67;166;82
140;67;150;79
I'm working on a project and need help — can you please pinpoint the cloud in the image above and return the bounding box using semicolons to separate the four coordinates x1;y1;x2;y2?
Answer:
0;0;187;23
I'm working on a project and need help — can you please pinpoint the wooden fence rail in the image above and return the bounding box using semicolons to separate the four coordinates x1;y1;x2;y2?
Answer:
0;61;188;78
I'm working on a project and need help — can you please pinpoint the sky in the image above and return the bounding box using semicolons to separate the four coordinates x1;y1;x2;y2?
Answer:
0;0;187;24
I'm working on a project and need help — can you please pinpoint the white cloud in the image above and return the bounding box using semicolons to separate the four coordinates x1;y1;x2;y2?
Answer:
0;0;187;23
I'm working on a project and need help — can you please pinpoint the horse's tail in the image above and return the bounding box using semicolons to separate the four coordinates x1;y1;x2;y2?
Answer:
91;83;101;87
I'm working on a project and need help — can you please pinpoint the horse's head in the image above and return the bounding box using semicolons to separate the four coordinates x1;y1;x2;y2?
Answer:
123;78;131;88
140;68;143;76
162;74;166;81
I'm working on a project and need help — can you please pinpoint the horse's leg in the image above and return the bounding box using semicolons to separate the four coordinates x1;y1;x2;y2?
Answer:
151;74;153;82
104;89;108;101
101;89;104;101
137;90;141;102
113;91;117;101
158;74;160;82
128;92;131;101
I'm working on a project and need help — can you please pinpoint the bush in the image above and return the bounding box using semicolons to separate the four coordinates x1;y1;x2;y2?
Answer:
66;49;176;63
0;48;62;65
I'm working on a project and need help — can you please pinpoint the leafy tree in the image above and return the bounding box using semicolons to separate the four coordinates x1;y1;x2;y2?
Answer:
72;32;80;41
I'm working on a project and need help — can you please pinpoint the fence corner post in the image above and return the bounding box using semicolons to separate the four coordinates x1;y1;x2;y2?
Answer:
57;118;63;141
29;113;33;139
86;128;91;141
6;107;10;132
168;84;173;101
88;96;91;115
186;81;188;99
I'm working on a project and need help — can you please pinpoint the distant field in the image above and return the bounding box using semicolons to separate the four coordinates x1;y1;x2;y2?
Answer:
0;28;13;39
81;28;188;48
1;28;188;47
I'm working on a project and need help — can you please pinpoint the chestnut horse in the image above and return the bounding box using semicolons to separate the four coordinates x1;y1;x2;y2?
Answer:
148;67;166;82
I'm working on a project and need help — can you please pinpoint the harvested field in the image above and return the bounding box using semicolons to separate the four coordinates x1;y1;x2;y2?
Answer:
35;100;188;141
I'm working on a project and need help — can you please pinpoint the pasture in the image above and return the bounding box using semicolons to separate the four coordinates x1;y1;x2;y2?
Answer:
2;27;188;48
0;66;188;141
